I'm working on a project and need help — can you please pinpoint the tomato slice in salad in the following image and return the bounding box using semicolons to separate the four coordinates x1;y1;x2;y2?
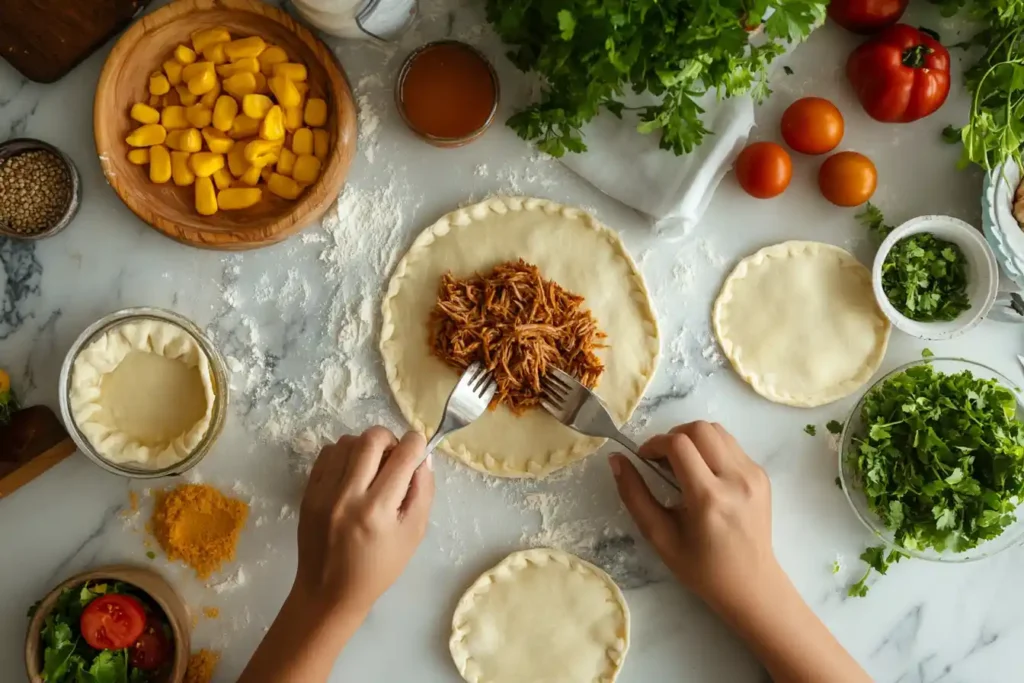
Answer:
130;624;170;670
80;594;147;650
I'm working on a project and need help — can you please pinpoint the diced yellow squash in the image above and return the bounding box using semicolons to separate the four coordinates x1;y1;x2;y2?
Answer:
218;187;262;210
186;104;213;128
258;46;288;75
195;176;218;215
291;127;313;155
292;154;321;184
163;59;184;86
191;27;231;54
160;106;189;130
217;57;259;78
149;144;171;183
130;102;160;125
126;123;167;147
273;62;307;82
260;106;285;141
313;128;329;161
223;72;258;98
268;74;300;107
190;151;225;178
174;44;197;65
242;94;273;119
229;114;261;139
304;98;327;127
276;147;296;176
212;95;238;132
212;167;234;190
127;148;150;165
166;128;202;153
201;127;234;154
149;72;170;96
170;150;195;186
268;172;302;200
224;36;266;61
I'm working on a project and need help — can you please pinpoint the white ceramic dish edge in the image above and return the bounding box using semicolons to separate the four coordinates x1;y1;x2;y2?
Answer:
983;162;1024;286
872;215;999;341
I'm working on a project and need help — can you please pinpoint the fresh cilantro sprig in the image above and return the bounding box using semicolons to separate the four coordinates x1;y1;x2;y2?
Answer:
803;424;817;436
487;0;826;157
847;364;1024;595
855;202;894;240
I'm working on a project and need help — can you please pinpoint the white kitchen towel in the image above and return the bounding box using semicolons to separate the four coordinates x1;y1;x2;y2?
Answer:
558;93;755;233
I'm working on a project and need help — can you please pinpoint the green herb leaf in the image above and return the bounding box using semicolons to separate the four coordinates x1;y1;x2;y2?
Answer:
880;233;971;321
922;348;935;358
804;424;817;436
826;420;843;434
846;363;1024;596
146;551;156;560
856;202;894;240
783;65;794;75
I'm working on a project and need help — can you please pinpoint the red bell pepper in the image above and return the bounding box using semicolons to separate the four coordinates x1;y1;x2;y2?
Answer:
846;24;951;123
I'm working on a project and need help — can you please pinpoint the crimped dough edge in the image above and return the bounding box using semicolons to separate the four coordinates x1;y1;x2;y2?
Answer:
448;547;630;683
379;196;660;477
712;240;890;408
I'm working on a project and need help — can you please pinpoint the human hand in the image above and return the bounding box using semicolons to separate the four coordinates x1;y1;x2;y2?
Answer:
610;421;779;617
293;427;435;622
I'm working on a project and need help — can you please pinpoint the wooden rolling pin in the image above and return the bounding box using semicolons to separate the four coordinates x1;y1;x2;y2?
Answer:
0;405;77;499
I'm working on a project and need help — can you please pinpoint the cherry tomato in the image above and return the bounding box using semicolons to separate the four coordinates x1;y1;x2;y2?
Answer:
80;594;147;650
734;142;792;199
130;628;170;670
818;151;877;207
780;97;845;155
828;0;909;34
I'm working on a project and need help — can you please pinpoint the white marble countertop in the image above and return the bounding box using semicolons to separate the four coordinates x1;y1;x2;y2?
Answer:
1;1;1022;681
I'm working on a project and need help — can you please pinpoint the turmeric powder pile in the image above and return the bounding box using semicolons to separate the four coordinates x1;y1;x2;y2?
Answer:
185;649;220;683
152;484;248;578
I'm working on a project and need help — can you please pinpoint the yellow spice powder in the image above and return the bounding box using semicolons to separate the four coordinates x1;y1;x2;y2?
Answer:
152;484;248;578
185;649;220;683
202;606;220;619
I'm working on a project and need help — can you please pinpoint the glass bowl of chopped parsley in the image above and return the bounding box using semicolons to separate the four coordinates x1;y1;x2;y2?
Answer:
871;216;999;341
839;357;1024;562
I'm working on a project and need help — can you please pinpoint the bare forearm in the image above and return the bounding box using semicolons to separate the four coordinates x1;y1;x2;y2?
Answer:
714;568;871;683
238;588;366;683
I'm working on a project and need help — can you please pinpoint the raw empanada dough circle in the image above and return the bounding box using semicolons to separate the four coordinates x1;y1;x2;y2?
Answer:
380;196;659;477
713;240;890;407
450;548;630;683
70;319;216;470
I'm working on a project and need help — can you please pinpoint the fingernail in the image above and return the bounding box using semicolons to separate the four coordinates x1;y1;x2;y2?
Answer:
426;452;434;470
608;454;621;476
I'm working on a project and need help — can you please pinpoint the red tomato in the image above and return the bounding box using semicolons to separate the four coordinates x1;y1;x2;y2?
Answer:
780;97;845;155
828;0;909;34
130;628;170;670
818;151;877;207
80;594;147;650
846;24;951;123
734;142;792;199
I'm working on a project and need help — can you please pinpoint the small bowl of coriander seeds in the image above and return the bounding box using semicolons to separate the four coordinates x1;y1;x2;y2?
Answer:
0;138;81;240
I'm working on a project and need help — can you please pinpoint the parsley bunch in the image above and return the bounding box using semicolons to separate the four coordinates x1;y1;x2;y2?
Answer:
933;0;1024;171
848;364;1024;593
486;0;826;157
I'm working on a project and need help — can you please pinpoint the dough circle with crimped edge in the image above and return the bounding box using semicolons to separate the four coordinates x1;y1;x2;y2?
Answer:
449;548;630;683
713;240;890;407
380;196;659;477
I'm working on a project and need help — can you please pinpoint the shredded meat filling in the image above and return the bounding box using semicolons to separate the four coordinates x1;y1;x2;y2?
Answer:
429;259;606;413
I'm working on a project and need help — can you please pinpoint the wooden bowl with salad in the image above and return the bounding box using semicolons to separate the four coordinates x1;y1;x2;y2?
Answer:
25;565;189;683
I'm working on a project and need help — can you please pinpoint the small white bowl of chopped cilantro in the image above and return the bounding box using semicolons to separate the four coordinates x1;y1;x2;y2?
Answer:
25;565;189;683
871;215;999;341
839;358;1024;578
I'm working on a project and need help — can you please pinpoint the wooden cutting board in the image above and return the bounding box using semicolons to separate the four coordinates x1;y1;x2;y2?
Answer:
0;0;152;83
0;405;77;499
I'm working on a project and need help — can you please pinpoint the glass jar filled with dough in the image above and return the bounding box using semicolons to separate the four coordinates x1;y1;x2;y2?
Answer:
60;308;228;476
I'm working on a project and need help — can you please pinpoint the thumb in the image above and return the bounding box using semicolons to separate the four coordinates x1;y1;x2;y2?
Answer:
610;454;676;554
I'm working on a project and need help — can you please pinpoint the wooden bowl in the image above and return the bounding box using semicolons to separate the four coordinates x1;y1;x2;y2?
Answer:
25;565;190;682
94;0;356;250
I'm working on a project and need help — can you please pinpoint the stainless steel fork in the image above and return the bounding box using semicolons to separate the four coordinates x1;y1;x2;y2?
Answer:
425;362;498;460
540;368;681;492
